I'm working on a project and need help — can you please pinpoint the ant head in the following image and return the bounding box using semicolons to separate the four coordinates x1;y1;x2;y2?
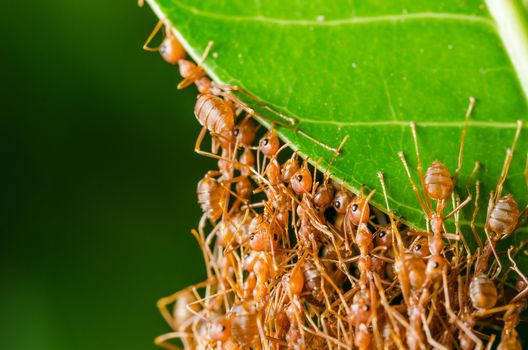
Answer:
374;225;393;248
234;118;256;147
348;194;370;226
235;177;253;200
313;181;335;208
281;152;299;182
351;292;371;325
333;190;351;214
409;237;430;258
259;131;280;158
250;218;280;252
425;255;446;280
290;163;312;195
178;59;197;77
159;35;186;65
209;316;231;342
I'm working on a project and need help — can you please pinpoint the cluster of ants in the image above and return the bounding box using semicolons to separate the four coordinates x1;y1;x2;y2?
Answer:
143;19;528;350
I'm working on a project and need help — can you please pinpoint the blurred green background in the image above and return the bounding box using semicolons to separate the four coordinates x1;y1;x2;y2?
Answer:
0;1;209;349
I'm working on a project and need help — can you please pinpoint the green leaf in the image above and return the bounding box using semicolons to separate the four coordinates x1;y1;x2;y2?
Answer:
144;0;528;241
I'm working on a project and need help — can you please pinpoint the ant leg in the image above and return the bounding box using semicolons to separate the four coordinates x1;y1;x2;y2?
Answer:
484;228;502;280
191;227;215;281
177;41;214;90
194;128;239;165
506;246;528;302
214;83;298;125
154;332;186;350
256;315;270;350
525;152;528;188
475;304;515;318
495;120;523;200
421;313;449;350
453;97;476;186
453;195;471;258
470;180;484;248
397;152;431;217
445;191;472;218
442;271;483;350
157;279;213;328
143;20;164;51
446;161;479;219
323;134;350;176
409;122;432;211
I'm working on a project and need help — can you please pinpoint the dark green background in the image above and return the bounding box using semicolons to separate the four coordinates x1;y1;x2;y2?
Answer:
0;1;208;349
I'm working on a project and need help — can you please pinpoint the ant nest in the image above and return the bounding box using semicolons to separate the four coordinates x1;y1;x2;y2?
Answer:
146;22;528;350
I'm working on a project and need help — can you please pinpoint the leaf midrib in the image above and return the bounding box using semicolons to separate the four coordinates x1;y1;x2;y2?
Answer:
169;1;495;28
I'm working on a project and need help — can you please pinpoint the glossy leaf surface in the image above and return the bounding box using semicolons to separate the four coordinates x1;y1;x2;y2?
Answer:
145;0;528;243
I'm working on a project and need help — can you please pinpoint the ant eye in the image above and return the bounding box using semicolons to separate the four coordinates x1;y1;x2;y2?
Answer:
297;175;303;182
352;204;358;211
250;234;255;240
335;201;341;208
220;325;226;331
379;231;386;238
273;234;278;240
263;138;269;145
414;244;421;251
234;128;239;136
433;262;440;269
364;305;369;311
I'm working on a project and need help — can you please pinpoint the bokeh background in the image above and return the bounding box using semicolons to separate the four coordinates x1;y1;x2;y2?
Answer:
0;1;210;349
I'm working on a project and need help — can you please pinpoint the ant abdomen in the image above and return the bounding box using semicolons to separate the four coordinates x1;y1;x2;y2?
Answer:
469;275;498;310
197;174;223;221
488;194;520;238
302;260;325;306
424;160;454;201
194;94;235;146
229;300;260;348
